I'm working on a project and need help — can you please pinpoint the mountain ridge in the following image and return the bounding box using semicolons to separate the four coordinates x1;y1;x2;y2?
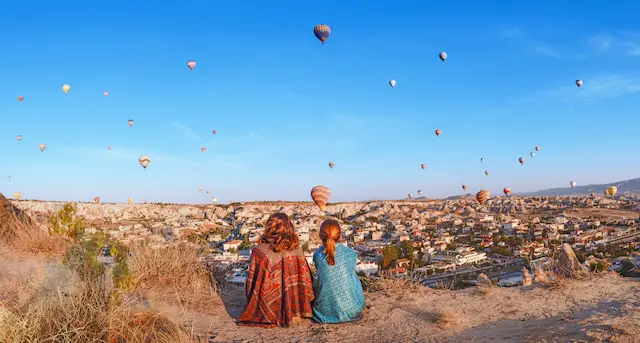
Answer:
517;177;640;197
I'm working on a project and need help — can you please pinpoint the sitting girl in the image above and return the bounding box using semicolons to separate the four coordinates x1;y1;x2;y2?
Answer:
312;219;365;324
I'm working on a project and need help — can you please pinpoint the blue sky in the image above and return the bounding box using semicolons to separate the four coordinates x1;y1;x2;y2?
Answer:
2;1;640;204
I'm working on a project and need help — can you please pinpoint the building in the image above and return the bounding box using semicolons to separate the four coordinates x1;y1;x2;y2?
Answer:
223;240;243;251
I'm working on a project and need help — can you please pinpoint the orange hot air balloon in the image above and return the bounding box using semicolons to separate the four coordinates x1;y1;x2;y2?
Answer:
421;164;426;170
201;147;207;153
503;187;511;196
18;96;24;102
462;184;468;191
310;185;330;210
187;60;196;70
535;146;540;151
107;146;112;151
519;157;525;165
212;130;217;135
104;91;109;96
476;190;489;205
435;129;441;137
484;170;489;176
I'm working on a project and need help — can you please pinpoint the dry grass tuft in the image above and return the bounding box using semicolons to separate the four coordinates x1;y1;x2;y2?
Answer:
127;241;219;313
433;309;459;329
473;285;491;296
0;261;45;311
359;275;421;293
0;280;191;343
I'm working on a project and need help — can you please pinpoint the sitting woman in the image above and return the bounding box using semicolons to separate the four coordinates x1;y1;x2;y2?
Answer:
312;219;365;324
237;213;315;327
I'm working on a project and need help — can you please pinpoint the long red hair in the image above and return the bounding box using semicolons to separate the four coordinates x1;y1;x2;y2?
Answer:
319;219;341;266
259;213;299;252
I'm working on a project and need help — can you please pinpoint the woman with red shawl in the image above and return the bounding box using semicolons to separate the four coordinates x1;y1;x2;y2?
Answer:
237;213;314;327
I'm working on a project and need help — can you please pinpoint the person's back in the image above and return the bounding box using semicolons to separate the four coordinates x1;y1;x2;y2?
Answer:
237;213;314;327
312;220;365;324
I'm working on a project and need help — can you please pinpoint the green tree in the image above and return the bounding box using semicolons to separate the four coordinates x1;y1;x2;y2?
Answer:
381;245;399;269
239;234;251;249
49;202;85;241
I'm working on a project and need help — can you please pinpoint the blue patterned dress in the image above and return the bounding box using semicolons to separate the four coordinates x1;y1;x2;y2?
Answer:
312;243;365;324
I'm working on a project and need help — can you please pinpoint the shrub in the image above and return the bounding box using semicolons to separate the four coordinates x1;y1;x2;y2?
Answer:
49;203;86;241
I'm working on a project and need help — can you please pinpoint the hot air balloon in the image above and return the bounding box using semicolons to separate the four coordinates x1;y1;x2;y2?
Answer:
127;197;133;204
311;185;330;210
535;146;540;151
62;84;71;94
503;187;511;196
128;119;134;127
407;193;412;199
480;158;485;163
197;185;203;192
462;184;467;191
38;144;46;152
389;79;396;88
328;161;335;169
16;135;22;142
476;190;489;205
212;130;217;135
313;24;331;44
206;189;211;194
201;147;207;153
417;190;423;195
13;192;20;200
519;157;525;165
104;91;109;96
421;164;426;170
7;176;11;182
435;129;441;137
576;80;583;87
187;60;196;70
18;96;24;102
138;155;151;169
211;197;218;204
93;197;100;204
439;52;448;61
530;152;535;158
606;186;617;197
570;181;577;188
484;170;489;176
107;146;112;151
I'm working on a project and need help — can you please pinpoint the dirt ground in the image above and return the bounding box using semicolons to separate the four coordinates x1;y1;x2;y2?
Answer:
148;274;640;343
565;208;639;220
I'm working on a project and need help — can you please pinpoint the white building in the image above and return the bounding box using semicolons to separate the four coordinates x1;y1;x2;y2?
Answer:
223;240;242;251
356;262;379;276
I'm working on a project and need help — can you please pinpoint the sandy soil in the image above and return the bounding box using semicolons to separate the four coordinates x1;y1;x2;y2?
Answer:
565;208;639;220
144;274;640;343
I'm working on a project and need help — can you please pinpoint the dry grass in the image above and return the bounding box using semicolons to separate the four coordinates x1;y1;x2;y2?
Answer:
433;309;458;329
127;242;219;313
0;261;45;310
473;285;491;296
0;280;191;343
359;275;421;293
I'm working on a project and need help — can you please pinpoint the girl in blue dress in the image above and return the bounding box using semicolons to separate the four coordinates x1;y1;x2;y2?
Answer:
312;219;365;324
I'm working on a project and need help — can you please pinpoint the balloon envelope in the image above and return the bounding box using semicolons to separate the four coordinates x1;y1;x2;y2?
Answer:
18;96;24;102
62;84;71;94
421;164;426;170
435;129;441;137
138;155;151;169
389;79;396;88
439;52;448;61
313;24;331;44
606;186;617;197
328;161;335;169
38;144;46;152
476;190;489;205
187;60;196;70
128;119;134;127
503;188;511;196
13;192;20;200
16;135;22;142
310;185;330;210
576;80;583;87
519;157;525;165
570;181;577;188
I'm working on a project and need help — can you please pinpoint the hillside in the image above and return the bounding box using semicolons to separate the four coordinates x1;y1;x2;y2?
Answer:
519;177;640;197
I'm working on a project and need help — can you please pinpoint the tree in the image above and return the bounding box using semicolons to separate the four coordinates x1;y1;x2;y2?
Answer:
239;234;251;249
302;241;310;253
381;245;399;269
49;202;85;241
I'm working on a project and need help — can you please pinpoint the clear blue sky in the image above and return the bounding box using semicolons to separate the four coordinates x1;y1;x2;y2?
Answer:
2;0;640;204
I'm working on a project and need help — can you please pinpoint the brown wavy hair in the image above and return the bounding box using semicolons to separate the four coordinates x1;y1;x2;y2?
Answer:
319;219;341;266
259;213;300;252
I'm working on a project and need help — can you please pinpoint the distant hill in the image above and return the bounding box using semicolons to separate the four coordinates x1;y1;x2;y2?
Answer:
518;177;640;196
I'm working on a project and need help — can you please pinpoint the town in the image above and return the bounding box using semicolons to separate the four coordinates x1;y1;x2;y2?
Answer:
13;193;640;290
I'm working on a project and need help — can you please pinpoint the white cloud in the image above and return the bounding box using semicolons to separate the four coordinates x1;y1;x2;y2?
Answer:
171;121;205;143
499;27;562;58
515;74;640;104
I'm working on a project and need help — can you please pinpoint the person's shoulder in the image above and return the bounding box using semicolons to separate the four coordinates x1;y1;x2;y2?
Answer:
313;246;325;257
253;243;271;256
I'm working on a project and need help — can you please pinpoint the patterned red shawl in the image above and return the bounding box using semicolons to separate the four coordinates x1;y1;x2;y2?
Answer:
237;244;314;327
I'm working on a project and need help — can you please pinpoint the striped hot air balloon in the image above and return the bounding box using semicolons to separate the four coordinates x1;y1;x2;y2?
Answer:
310;185;330;210
313;24;331;44
476;190;489;205
503;188;511;196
